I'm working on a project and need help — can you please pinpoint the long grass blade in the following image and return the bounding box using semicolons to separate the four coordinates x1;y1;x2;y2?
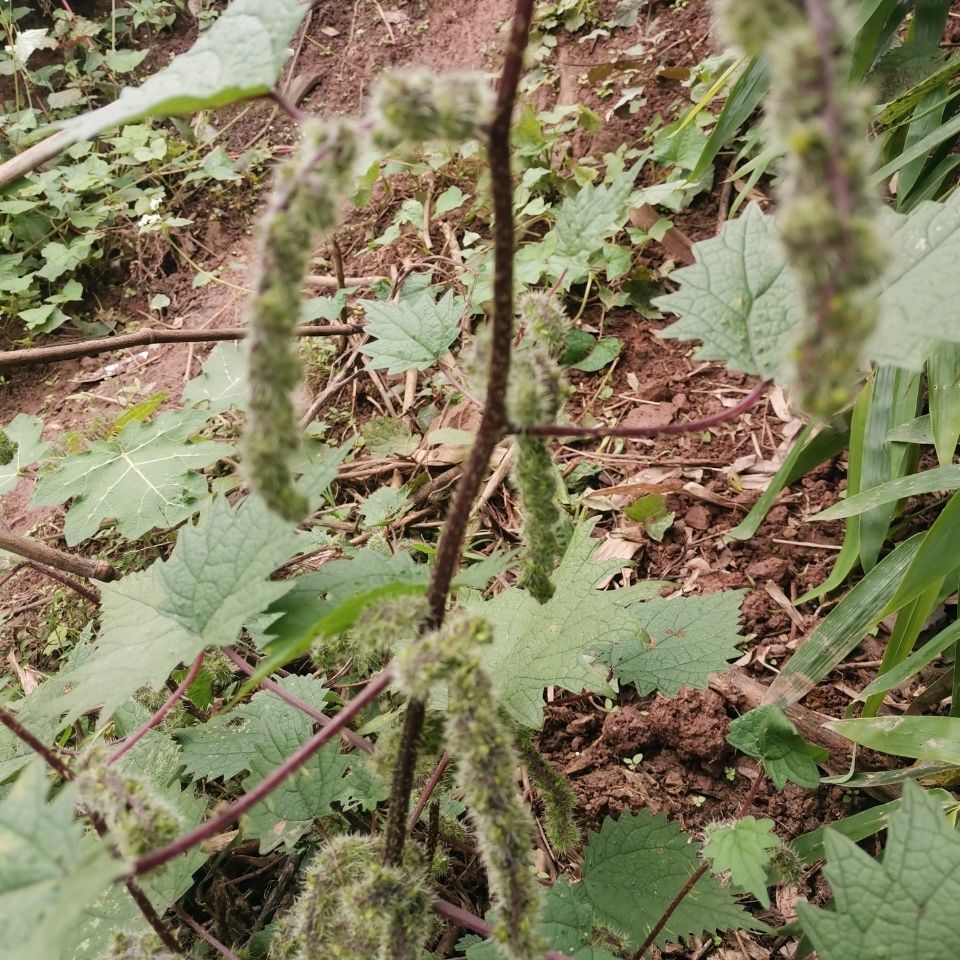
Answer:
769;534;924;706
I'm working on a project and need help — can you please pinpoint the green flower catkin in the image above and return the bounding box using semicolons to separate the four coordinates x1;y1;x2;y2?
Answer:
76;755;184;860
509;344;566;604
514;727;579;855
394;618;546;960
244;119;359;521
101;932;176;960
0;428;15;467
714;0;888;418
371;69;493;149
269;835;432;960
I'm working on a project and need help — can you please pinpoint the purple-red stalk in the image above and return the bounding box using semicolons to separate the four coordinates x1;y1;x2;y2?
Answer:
222;646;374;754
108;652;205;765
129;670;391;877
515;380;769;439
407;751;452;832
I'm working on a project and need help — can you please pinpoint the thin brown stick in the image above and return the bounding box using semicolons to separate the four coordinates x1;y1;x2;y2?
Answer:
0;528;117;582
381;0;536;867
407;751;452;832
0;324;362;371
171;904;241;960
632;772;766;960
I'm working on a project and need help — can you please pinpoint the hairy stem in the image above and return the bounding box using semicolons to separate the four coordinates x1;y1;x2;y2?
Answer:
0;707;72;779
0;708;183;954
382;0;535;867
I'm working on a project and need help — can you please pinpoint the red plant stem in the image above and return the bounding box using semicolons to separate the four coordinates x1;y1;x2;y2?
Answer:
130;670;391;877
407;751;452;832
0;708;183;953
382;0;536;869
222;646;374;754
108;652;205;765
432;899;569;960
122;882;185;956
632;769;767;959
172;904;241;960
515;380;770;439
0;707;72;779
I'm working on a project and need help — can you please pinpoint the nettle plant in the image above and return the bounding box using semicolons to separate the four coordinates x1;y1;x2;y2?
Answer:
5;1;960;959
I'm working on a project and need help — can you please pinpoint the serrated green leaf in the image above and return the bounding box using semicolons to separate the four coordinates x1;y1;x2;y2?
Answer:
361;416;419;458
182;342;247;413
656;191;960;379
727;705;827;789
798;781;960;960
580;811;758;948
58;0;309;145
704;816;779;908
464;878;619;960
31;410;229;546
539;164;639;284
242;737;351;853
655;203;801;378
606;590;746;696
465;519;660;727
177;675;332;781
359;288;464;374
0;414;48;495
0;763;117;960
43;495;300;723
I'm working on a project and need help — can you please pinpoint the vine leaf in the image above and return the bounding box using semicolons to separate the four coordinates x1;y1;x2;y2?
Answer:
41;495;300;723
605;590;746;696
182;342;248;413
359;286;465;374
703;816;779;908
726;705;827;789
0;414;48;495
57;0;310;145
0;762;116;960
31;410;229;545
579;811;759;949
465;519;663;727
797;781;960;960
655;202;801;380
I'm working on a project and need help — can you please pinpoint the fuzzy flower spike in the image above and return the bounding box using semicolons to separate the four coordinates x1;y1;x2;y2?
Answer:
715;0;889;418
